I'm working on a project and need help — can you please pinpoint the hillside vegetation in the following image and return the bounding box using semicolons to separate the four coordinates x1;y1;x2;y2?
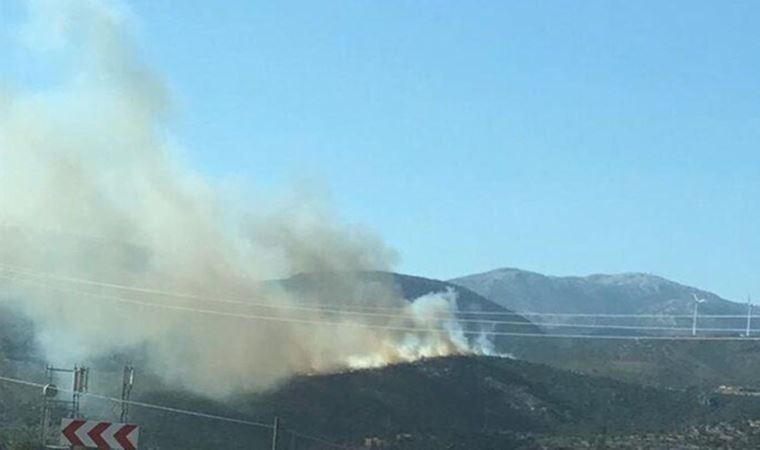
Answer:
128;356;760;449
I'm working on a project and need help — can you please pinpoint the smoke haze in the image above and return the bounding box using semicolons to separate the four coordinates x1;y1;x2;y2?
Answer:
0;0;490;396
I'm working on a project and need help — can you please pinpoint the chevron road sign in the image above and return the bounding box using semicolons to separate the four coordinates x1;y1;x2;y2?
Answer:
61;418;139;450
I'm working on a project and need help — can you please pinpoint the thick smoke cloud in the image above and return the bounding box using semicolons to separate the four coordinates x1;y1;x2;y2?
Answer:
0;0;485;397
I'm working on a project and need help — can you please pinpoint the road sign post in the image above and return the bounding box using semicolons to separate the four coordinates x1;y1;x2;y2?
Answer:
61;418;139;450
271;417;280;450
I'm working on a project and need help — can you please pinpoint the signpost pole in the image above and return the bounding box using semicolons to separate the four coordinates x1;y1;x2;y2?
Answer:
271;417;281;450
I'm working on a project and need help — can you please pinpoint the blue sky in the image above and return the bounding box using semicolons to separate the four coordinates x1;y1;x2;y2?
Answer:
2;1;759;300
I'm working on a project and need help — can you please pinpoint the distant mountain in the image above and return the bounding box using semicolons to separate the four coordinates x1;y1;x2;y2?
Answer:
270;271;543;353
451;268;743;316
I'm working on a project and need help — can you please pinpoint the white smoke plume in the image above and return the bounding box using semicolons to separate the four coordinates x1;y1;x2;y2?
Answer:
0;0;493;396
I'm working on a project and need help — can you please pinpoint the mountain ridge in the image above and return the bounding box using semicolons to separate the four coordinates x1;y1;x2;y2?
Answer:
450;267;745;317
270;270;544;353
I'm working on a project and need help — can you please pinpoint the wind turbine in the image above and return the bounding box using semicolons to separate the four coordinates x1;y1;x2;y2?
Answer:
746;295;753;337
692;293;706;337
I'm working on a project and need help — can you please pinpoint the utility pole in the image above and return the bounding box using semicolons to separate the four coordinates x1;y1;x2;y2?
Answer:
120;365;135;422
692;294;705;337
746;295;753;337
72;366;89;418
39;365;88;447
271;417;281;450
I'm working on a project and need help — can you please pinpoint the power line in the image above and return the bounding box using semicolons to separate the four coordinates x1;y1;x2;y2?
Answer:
0;264;755;321
3;270;728;332
1;264;542;320
287;429;351;450
1;275;534;336
0;374;272;429
89;394;274;429
7;273;753;335
0;374;40;389
0;269;754;335
5;273;760;341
